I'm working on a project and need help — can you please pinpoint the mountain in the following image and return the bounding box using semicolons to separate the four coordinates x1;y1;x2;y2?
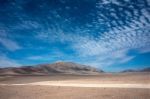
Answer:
0;62;103;75
122;67;150;73
122;69;137;73
140;67;150;72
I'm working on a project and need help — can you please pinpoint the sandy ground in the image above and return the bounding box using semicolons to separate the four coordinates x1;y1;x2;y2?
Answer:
0;86;150;99
0;73;150;99
1;81;150;89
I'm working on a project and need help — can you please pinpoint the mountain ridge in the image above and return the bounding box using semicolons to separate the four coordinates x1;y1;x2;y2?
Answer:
122;67;150;73
0;62;103;75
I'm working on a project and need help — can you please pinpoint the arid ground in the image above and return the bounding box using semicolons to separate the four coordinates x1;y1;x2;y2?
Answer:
0;72;150;99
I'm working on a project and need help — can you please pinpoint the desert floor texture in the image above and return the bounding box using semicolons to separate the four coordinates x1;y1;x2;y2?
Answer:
0;73;150;99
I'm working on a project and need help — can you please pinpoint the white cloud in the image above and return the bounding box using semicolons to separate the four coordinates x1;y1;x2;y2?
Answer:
27;50;66;61
0;37;21;51
13;20;41;30
27;55;57;61
27;56;45;60
70;24;150;67
0;30;21;51
0;55;21;67
119;56;135;63
137;47;150;54
35;20;150;67
34;0;150;67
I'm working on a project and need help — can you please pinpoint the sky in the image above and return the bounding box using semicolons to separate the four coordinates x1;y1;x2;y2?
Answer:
0;0;150;72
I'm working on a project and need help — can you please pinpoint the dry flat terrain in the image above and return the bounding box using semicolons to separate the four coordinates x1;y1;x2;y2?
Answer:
0;73;150;99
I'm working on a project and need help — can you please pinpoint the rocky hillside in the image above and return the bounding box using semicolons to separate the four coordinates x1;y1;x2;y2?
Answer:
122;67;150;73
0;62;103;75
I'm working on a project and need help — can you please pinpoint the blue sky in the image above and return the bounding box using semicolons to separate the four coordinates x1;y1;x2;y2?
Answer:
0;0;150;72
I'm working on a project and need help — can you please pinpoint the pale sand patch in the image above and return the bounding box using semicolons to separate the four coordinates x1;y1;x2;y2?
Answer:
1;80;150;89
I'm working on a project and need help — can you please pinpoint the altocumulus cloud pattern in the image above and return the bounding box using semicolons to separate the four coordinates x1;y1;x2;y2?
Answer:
0;0;150;71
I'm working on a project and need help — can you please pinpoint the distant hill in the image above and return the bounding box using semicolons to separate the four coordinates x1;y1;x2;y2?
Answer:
140;67;150;72
122;67;150;73
0;62;103;75
122;69;137;73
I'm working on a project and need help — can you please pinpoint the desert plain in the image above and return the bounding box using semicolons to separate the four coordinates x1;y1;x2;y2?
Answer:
0;72;150;99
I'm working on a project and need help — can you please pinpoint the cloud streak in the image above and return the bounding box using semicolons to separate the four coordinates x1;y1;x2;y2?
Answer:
0;31;21;51
0;55;21;67
0;0;149;69
33;0;150;67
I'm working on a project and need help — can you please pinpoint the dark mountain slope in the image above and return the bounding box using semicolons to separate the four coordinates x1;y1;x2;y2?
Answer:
0;62;103;75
